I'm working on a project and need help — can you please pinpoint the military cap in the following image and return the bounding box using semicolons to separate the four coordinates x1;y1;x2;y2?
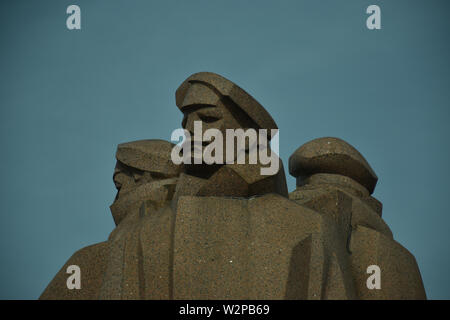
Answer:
289;137;378;194
175;72;278;132
116;139;182;177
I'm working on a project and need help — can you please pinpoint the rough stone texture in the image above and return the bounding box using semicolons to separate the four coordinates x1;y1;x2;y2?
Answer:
289;137;378;194
172;159;288;201
172;194;356;299
289;138;426;299
116;139;183;176
39;242;109;300
40;72;426;300
176;72;278;135
349;225;426;299
110;139;181;225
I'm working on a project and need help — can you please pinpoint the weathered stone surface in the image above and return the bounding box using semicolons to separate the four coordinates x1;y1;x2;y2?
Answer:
116;139;183;176
289;137;426;299
173;72;288;202
40;73;426;300
39;242;109;300
99;203;175;299
172;194;356;299
289;137;378;194
110;177;177;226
176;72;278;135
349;225;426;299
173;159;288;199
111;139;181;225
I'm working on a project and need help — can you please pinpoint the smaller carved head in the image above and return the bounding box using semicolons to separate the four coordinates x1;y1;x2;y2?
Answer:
110;139;182;225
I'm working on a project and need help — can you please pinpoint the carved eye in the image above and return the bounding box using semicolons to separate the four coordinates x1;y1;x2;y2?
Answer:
198;114;220;123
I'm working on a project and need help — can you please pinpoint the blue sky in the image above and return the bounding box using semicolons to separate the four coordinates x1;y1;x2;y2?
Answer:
1;0;449;299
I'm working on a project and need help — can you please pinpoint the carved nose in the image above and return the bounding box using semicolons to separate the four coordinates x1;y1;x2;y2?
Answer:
185;113;200;134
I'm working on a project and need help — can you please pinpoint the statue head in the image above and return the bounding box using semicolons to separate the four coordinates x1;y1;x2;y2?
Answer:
289;137;378;195
110;139;182;225
175;72;278;170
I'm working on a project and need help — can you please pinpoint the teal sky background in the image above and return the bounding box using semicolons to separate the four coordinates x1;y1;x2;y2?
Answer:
1;0;449;299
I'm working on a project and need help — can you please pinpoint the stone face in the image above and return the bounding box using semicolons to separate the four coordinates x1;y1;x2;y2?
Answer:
176;72;278;135
40;72;426;300
110;139;181;225
289;137;378;194
173;71;288;201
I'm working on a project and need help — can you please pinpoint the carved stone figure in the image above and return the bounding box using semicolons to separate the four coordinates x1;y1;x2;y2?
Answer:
40;139;182;299
289;137;426;299
40;72;426;300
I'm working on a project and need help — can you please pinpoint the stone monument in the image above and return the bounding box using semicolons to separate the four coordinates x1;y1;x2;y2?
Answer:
40;72;426;299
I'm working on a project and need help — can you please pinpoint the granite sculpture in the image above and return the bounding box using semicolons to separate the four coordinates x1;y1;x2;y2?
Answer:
40;72;426;300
